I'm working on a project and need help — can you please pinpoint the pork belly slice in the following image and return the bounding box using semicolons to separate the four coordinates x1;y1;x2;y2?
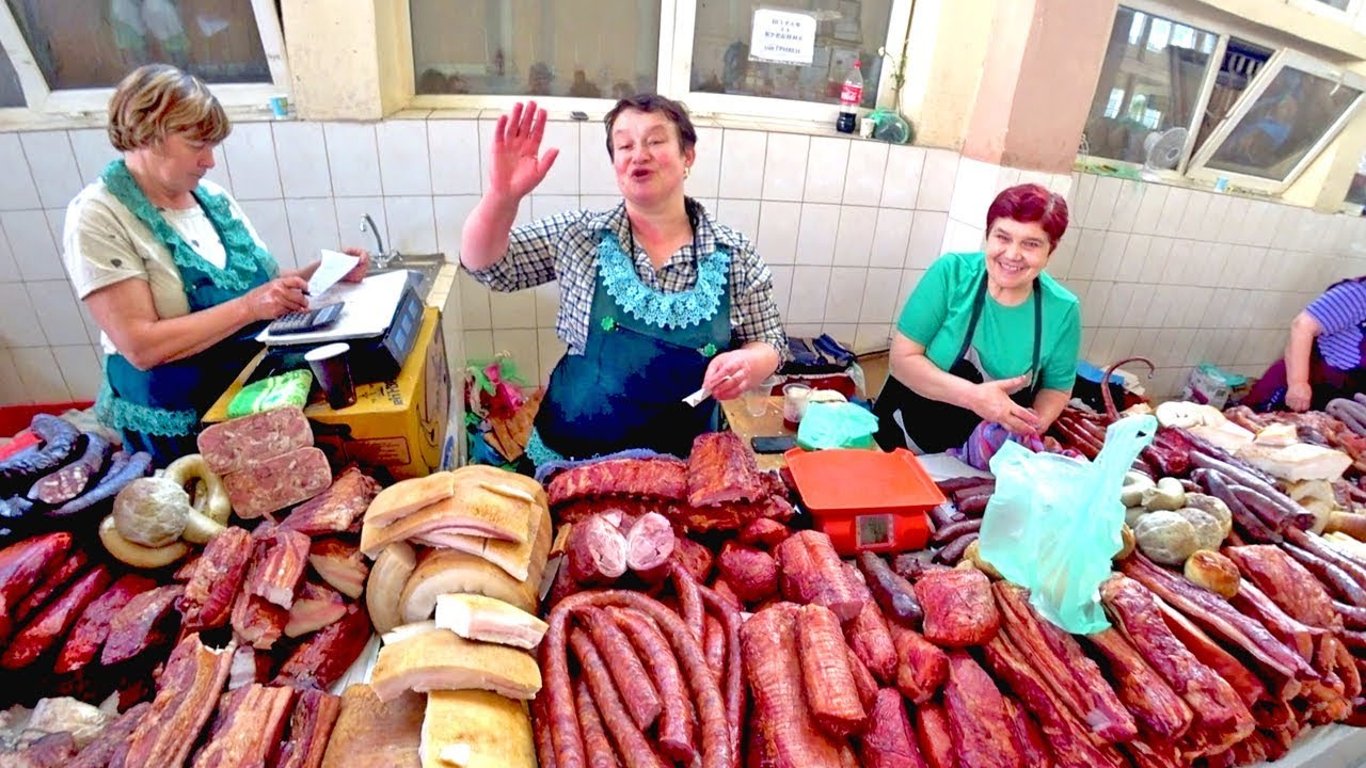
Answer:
369;625;541;702
190;683;295;768
121;635;234;768
68;702;149;768
245;529;311;610
284;582;349;639
100;584;184;666
274;604;373;692
408;501;548;582
231;588;288;650
276;688;343;768
307;538;368;600
433;593;549;649
547;456;689;506
179;527;253;633
279;466;382;536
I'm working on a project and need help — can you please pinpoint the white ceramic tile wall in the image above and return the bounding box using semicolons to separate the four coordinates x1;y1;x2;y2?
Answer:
3;117;1366;407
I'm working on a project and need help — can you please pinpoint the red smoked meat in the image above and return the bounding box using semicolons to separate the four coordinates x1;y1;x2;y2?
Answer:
55;572;157;674
718;541;778;604
843;601;897;685
0;532;72;642
914;701;957;768
942;652;1022;768
101;584;184;666
913;568;999;647
776;531;864;621
1001;696;1052;768
179;526;253;633
2;564;112;670
858;688;927;768
687;431;767;507
889;624;948;704
796;604;866;737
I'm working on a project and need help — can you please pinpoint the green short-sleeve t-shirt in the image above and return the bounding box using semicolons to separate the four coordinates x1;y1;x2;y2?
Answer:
896;252;1081;392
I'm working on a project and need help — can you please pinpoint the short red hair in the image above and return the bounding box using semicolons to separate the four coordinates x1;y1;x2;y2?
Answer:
985;183;1069;251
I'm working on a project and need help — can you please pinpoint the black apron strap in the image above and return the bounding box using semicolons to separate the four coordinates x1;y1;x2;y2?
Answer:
953;272;991;367
1029;276;1042;392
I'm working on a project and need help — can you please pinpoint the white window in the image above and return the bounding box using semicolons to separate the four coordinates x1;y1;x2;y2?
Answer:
1346;153;1366;207
408;0;914;124
0;35;21;108
0;0;289;115
1081;3;1366;195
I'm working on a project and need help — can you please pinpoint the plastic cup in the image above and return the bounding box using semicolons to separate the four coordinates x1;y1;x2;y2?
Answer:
744;376;780;418
305;342;356;409
782;383;812;431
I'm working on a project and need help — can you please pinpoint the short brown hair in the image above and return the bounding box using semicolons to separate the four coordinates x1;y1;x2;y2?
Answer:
107;64;230;152
603;93;697;159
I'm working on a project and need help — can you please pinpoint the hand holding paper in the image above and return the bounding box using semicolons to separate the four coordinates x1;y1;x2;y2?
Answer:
308;249;363;302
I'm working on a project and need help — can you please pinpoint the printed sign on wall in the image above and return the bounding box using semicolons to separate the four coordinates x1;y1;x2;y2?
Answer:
749;7;817;65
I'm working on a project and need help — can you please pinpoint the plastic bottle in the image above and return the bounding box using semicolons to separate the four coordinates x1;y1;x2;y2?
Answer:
836;60;863;134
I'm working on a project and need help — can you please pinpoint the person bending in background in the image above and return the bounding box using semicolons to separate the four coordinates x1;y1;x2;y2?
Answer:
874;184;1082;454
62;64;368;465
1246;276;1365;413
459;96;786;465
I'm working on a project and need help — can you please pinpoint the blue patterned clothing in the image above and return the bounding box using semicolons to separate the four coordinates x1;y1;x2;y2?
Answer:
465;198;787;360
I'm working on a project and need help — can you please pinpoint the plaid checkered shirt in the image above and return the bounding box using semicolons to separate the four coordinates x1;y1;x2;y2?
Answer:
466;198;788;361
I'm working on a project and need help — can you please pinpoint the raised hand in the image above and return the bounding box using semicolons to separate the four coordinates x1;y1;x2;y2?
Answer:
488;101;560;200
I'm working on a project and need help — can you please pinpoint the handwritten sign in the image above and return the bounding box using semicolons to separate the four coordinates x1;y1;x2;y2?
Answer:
749;8;817;65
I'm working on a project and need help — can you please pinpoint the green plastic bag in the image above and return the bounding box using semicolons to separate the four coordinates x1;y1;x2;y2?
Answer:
796;402;878;450
228;369;313;419
978;414;1156;634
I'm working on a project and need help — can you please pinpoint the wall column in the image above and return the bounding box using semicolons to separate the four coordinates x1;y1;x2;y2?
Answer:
280;0;413;121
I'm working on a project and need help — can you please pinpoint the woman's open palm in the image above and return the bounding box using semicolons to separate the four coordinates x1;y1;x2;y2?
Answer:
489;101;560;199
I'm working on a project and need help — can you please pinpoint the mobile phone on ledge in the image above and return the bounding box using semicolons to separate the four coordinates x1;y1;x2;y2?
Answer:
751;435;797;454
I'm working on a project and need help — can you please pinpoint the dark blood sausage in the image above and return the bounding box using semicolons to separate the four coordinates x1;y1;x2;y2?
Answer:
930;518;983;546
28;432;112;505
1194;470;1279;544
856;552;923;626
612;607;695;764
45;451;153;523
568;627;668;768
1285;528;1366;592
579;606;662;732
2;564;112;671
1189;451;1313;530
575;678;623;768
55;573;158;674
928;505;966;531
938;477;995;494
934;533;979;565
956;493;991;517
1281;542;1366;608
0;415;82;495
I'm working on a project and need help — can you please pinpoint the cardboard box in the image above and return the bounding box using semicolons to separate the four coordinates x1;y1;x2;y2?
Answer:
205;306;451;481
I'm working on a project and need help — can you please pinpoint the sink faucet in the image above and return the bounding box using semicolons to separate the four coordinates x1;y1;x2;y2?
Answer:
360;214;399;268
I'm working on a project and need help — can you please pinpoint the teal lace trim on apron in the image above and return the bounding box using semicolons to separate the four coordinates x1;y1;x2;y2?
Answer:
525;428;567;467
95;380;199;438
101;159;278;294
597;234;730;330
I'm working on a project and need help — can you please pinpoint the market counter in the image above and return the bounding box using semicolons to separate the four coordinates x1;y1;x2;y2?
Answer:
719;395;791;470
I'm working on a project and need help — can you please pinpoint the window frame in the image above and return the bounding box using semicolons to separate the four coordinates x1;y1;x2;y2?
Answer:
1287;0;1366;26
1185;48;1366;194
406;0;916;126
0;0;290;116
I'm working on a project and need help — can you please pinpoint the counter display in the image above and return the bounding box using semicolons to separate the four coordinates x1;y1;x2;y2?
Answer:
2;386;1366;768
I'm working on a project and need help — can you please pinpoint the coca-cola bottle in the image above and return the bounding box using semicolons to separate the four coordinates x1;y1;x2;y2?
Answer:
835;59;863;134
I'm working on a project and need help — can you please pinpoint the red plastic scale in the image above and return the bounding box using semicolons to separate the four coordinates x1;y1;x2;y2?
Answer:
784;447;944;555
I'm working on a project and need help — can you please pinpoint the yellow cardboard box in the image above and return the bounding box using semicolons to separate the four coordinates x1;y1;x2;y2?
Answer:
204;307;451;481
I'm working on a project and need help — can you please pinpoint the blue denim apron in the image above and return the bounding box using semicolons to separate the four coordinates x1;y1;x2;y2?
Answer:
96;160;276;466
528;230;732;463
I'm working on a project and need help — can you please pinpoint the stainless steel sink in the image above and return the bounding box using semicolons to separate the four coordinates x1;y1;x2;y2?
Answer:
371;254;446;304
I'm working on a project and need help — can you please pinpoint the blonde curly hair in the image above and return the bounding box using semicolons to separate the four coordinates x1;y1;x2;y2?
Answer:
107;64;230;152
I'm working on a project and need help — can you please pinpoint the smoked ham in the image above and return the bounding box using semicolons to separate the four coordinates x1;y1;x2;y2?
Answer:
419;689;536;768
369;625;541;702
121;635;235;768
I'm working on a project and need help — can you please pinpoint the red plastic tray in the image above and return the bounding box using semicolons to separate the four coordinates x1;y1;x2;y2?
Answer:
783;448;945;553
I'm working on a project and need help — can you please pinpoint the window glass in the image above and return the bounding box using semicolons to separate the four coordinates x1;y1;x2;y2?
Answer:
1206;66;1362;181
1346;153;1366;206
1081;7;1218;166
1193;37;1273;152
410;0;660;97
0;51;23;107
4;0;272;89
1311;0;1351;10
690;0;890;107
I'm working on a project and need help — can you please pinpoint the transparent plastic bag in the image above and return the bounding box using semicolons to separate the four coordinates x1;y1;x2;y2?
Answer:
978;414;1157;634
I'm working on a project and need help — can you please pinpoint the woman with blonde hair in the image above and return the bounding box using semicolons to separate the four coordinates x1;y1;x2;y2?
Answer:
62;64;368;464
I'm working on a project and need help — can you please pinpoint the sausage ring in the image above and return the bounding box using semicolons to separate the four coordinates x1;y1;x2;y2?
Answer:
99;514;191;569
164;453;232;526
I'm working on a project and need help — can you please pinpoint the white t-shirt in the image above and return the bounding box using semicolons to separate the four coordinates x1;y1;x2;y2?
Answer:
62;179;275;354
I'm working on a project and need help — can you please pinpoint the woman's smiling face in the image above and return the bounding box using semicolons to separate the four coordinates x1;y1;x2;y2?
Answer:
984;216;1053;295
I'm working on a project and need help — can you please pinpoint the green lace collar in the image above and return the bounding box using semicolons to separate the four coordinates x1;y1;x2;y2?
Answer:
596;231;729;330
101;159;276;294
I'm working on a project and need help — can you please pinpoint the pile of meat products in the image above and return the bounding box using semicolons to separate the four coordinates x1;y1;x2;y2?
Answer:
0;414;152;543
353;464;553;767
0;409;381;765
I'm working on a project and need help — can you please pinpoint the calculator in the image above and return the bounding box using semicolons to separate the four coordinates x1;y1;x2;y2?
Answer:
267;302;345;335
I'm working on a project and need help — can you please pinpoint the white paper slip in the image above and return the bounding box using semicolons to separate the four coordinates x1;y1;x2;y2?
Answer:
307;249;361;301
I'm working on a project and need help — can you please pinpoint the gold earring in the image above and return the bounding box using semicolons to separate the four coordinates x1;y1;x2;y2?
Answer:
684;166;691;179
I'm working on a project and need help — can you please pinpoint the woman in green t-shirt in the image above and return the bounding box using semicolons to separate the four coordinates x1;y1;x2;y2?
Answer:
874;184;1081;454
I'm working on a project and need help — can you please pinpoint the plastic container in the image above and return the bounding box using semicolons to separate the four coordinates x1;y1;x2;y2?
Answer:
835;60;863;134
783;447;944;554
